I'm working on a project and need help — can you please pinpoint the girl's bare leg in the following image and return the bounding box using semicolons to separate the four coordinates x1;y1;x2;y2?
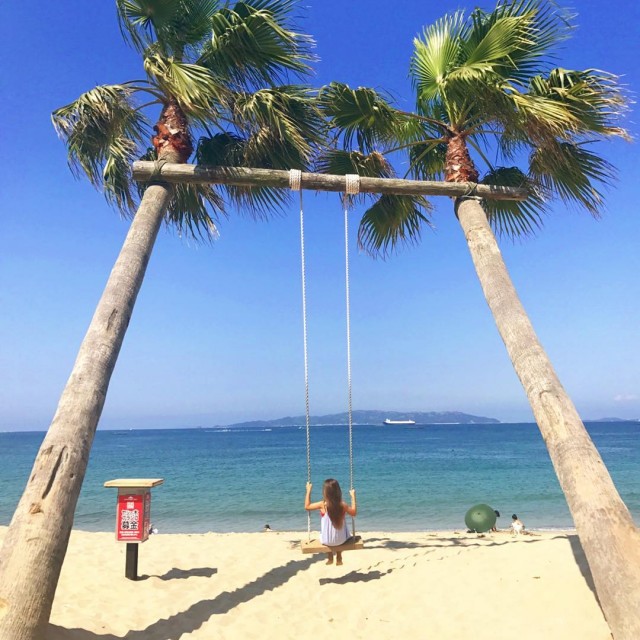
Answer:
326;552;334;565
336;551;343;566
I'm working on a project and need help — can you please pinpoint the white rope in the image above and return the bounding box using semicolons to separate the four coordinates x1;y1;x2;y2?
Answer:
345;173;360;196
291;170;312;540
294;170;361;542
343;174;359;535
289;168;301;192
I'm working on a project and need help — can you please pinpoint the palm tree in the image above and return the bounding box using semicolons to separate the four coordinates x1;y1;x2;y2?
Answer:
0;2;323;639
319;1;639;638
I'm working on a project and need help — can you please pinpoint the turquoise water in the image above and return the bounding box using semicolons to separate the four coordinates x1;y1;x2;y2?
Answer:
1;422;638;533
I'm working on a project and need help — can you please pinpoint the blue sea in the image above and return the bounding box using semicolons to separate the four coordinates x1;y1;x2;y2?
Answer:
1;422;638;534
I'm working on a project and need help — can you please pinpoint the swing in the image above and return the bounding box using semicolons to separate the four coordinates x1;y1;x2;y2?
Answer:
290;170;365;555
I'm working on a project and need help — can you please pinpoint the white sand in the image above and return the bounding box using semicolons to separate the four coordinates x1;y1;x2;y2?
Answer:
0;527;613;639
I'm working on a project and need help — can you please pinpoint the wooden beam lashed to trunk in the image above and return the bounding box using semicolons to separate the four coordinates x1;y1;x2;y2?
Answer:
132;161;529;201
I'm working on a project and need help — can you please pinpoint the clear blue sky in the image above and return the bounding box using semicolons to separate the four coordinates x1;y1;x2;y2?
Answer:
1;1;638;430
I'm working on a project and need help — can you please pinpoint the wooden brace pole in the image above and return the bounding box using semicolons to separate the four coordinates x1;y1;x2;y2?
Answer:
132;162;529;201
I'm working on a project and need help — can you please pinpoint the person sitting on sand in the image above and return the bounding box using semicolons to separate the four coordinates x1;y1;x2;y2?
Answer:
490;510;501;532
511;514;525;535
305;479;357;566
263;523;272;532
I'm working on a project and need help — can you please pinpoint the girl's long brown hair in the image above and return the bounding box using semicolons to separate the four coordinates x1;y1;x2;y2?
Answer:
323;478;345;529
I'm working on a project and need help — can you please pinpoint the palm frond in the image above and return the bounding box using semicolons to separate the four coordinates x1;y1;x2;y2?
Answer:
461;1;571;84
197;84;326;215
410;1;575;132
239;0;297;21
529;68;630;138
319;82;401;153
315;150;396;208
117;0;220;57
136;147;226;238
229;86;324;165
143;52;224;120
504;86;587;141
199;0;314;88
117;0;178;52
410;12;512;129
408;140;448;181
357;195;433;258
164;181;226;239
57;0;321;239
500;0;572;80
464;11;529;65
496;66;629;170
197;131;246;164
529;141;615;215
196;132;291;216
195;86;323;216
391;115;442;147
458;16;531;79
315;150;393;179
324;0;628;239
410;11;467;102
480;166;546;237
52;84;149;212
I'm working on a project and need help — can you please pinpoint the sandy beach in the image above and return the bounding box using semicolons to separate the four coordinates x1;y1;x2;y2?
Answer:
0;526;613;640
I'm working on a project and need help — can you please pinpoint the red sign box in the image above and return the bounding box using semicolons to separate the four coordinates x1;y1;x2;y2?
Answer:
116;491;151;542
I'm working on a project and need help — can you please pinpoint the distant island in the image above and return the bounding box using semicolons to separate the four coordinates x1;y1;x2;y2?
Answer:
225;410;500;428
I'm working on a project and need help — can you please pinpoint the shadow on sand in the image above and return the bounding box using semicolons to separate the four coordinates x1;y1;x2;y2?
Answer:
566;533;600;605
49;555;323;640
319;568;393;585
48;532;600;639
139;566;218;581
364;533;550;550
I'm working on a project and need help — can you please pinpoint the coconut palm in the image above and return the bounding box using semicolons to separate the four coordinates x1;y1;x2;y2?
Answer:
319;1;639;637
0;2;323;639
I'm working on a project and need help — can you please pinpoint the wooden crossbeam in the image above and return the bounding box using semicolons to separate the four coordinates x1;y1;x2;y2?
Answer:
132;162;528;201
301;536;364;554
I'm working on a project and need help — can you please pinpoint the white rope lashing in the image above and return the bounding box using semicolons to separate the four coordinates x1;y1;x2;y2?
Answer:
290;169;312;540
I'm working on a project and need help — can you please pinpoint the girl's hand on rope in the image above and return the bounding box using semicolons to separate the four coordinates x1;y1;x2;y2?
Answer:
347;489;357;517
306;482;312;493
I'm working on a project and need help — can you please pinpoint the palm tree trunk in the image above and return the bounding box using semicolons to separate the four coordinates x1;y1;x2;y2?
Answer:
445;133;479;183
0;182;174;640
455;195;640;640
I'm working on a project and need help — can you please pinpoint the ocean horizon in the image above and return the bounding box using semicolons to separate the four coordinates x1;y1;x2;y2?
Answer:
2;421;638;534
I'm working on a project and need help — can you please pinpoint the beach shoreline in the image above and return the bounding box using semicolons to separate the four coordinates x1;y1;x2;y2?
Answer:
0;526;613;639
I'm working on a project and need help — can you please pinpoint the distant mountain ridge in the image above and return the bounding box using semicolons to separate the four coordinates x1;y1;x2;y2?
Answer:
226;410;499;428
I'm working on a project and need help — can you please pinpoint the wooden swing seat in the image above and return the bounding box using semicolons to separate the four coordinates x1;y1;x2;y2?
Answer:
301;535;364;554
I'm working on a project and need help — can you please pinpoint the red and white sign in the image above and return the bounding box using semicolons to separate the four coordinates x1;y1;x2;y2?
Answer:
116;491;151;542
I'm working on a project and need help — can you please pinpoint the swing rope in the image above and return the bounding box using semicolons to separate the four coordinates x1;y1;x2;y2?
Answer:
289;169;312;540
291;169;361;545
344;174;360;537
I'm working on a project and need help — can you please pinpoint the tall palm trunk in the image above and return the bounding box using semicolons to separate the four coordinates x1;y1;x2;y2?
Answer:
0;182;174;640
455;195;640;639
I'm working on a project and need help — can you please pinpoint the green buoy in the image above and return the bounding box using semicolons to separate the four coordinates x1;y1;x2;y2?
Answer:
465;503;497;533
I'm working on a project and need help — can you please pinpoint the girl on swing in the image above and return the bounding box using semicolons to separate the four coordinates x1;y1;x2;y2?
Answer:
305;479;357;565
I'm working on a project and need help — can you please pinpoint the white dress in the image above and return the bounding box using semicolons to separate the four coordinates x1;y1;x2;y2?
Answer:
320;509;350;546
